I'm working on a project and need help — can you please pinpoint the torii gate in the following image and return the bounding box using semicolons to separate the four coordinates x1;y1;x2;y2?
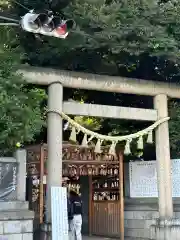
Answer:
19;66;180;240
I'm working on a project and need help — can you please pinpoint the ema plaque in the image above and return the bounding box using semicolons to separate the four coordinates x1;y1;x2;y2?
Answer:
0;162;18;201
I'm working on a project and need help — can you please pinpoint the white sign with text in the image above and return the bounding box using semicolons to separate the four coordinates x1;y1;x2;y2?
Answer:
129;159;180;198
51;186;69;240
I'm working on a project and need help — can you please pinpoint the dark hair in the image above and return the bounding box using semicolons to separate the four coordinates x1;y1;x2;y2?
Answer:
69;190;78;197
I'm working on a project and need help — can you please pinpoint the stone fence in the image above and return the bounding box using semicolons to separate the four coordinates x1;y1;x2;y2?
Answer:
0;150;34;240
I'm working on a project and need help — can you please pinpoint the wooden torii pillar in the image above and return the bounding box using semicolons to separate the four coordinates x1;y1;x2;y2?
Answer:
19;66;180;239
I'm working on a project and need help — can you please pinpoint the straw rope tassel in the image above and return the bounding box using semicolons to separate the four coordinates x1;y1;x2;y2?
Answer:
58;112;169;143
147;131;153;144
69;126;77;142
124;139;131;155
137;136;143;149
94;139;103;153
109;141;117;156
87;135;94;143
81;134;88;147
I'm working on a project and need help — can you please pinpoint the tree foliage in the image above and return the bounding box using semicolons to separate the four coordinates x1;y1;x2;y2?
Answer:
0;27;46;155
8;0;180;74
1;0;180;157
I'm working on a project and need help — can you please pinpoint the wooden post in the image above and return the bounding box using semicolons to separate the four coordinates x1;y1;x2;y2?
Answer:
119;152;124;240
89;175;93;236
39;144;44;224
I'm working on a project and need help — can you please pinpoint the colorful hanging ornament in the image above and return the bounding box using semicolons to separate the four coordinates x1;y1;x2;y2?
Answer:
124;139;132;155
81;134;88;147
108;141;117;156
94;139;103;153
69;126;77;142
147;130;153;144
137;136;143;149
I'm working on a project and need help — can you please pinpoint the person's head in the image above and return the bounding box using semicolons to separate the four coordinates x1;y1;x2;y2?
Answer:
69;189;79;198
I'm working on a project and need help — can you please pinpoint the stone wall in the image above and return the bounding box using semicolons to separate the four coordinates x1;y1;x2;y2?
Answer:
0;210;34;240
123;198;180;240
124;199;158;239
0;201;34;240
0;150;34;240
124;163;154;239
123;163;180;240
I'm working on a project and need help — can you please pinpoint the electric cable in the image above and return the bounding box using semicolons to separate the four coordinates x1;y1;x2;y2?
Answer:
0;23;19;26
0;0;30;25
11;0;31;11
0;16;19;23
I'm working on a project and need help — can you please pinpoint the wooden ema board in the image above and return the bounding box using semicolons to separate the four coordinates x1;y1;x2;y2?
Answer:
26;144;124;240
90;152;124;239
51;186;69;240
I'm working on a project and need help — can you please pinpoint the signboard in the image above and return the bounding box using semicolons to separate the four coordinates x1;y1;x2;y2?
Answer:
0;162;18;201
51;186;69;240
171;159;180;197
129;159;180;198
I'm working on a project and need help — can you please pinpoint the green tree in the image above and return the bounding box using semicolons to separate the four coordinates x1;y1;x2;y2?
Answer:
169;100;180;158
0;26;46;155
9;0;180;71
2;0;180;157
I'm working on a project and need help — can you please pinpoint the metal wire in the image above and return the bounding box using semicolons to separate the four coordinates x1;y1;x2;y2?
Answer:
0;23;19;26
0;16;19;23
11;0;31;11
